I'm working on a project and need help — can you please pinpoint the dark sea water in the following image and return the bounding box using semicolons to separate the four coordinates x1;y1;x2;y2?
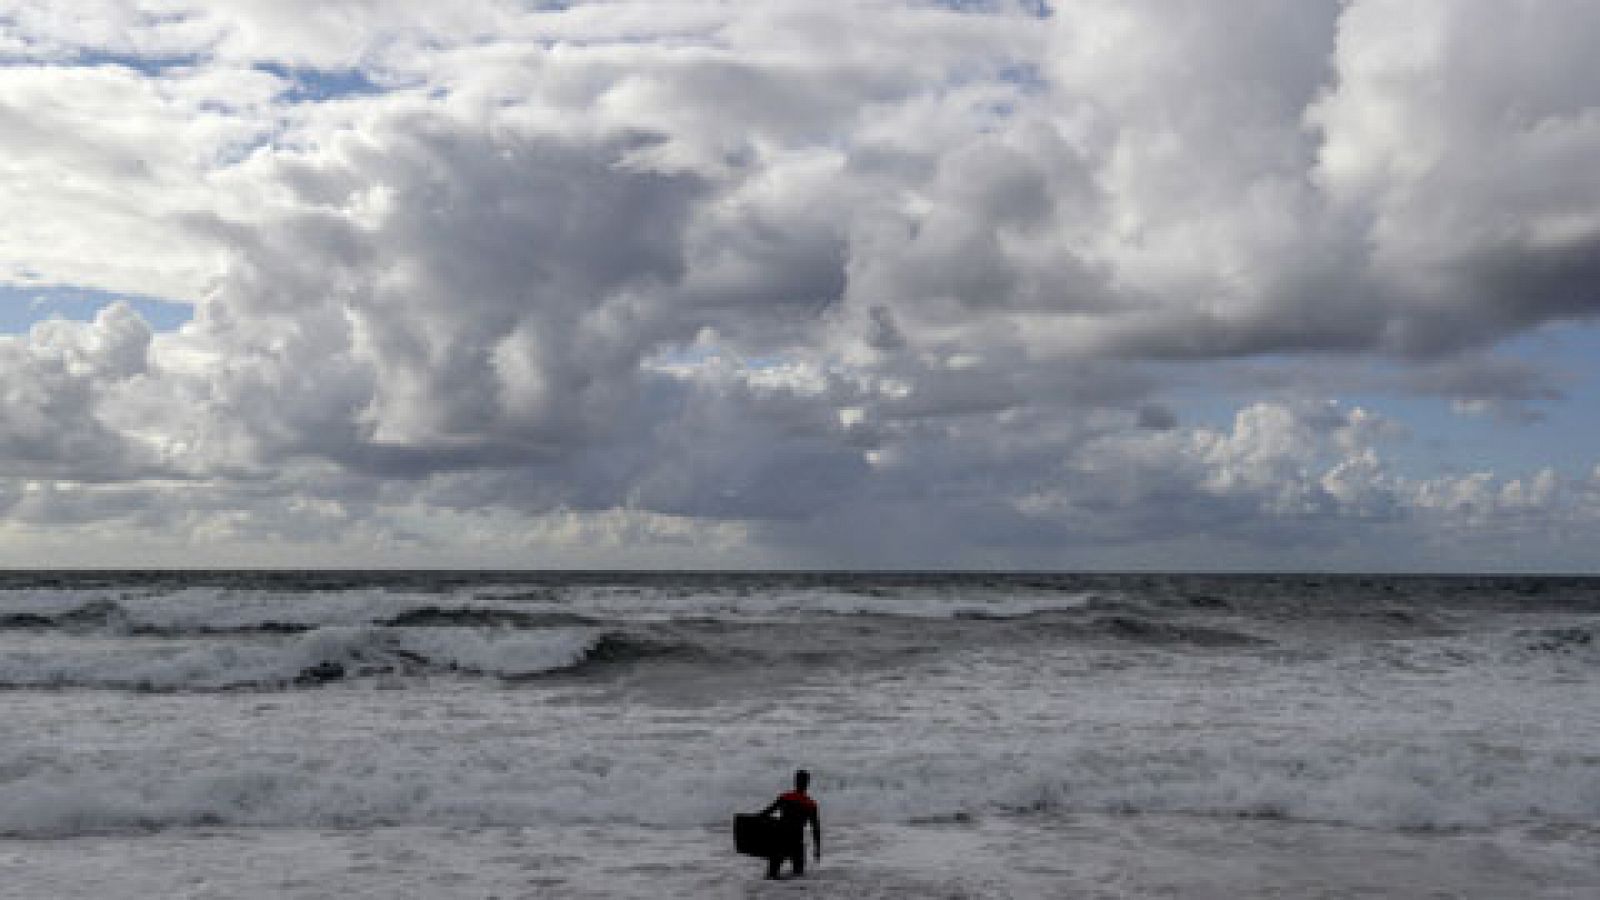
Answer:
1;572;1596;897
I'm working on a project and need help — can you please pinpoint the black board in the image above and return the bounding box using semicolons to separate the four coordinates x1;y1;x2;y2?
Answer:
734;814;782;857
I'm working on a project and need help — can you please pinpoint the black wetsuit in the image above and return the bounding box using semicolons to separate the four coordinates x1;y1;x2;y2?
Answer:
761;790;819;879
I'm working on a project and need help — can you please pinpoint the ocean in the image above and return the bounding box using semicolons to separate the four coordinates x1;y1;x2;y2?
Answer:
0;572;1595;898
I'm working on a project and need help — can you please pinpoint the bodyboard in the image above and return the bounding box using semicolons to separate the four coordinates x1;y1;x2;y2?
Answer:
734;814;782;858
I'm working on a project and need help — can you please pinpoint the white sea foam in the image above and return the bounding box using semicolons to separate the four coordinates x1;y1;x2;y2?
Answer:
0;715;1595;837
384;626;603;678
116;588;460;631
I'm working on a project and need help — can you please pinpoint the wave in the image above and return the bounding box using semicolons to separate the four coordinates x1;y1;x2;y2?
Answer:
1088;616;1268;647
478;585;1101;623
0;585;1102;638
0;598;122;631
1346;617;1600;674
1514;625;1597;659
0;626;691;691
0;736;1594;838
3;590;1594;693
970;742;1600;830
379;606;598;629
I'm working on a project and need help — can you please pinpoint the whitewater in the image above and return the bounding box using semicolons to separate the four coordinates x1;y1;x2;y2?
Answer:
0;572;1595;898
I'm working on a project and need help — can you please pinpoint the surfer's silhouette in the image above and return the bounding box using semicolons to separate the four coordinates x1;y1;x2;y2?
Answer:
756;769;822;879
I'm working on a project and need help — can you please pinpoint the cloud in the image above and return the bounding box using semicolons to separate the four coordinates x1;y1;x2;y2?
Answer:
192;118;707;473
0;303;151;479
1310;0;1600;352
2;0;1599;567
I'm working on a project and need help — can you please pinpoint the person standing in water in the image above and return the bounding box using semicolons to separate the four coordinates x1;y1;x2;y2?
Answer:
757;769;822;879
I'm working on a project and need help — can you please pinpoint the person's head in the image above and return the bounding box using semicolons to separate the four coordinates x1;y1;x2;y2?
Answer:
794;769;810;792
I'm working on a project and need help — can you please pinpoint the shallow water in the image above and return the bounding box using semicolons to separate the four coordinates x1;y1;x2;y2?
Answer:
5;818;1596;899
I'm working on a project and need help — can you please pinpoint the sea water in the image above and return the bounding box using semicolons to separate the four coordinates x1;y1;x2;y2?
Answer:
0;572;1595;898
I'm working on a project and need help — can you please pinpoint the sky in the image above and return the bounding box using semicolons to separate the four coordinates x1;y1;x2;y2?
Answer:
2;0;1599;571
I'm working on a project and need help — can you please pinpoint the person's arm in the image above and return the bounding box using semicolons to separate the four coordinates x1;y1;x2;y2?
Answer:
810;808;822;859
757;798;779;817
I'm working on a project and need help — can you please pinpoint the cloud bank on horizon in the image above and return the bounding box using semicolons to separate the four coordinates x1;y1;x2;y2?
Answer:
2;0;1599;569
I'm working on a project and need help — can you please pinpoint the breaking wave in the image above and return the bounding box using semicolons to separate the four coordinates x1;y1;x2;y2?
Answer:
0;626;701;691
0;584;1101;636
0;735;1595;837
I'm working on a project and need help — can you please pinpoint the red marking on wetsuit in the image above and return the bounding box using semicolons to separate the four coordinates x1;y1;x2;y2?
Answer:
778;791;817;810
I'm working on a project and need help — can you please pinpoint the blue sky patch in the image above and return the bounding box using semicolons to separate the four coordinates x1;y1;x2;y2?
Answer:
0;284;193;334
73;50;204;76
253;63;387;103
1163;321;1600;481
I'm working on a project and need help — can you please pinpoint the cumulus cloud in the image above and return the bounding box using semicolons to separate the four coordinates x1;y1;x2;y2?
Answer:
2;0;1599;567
1311;0;1600;354
0;303;152;478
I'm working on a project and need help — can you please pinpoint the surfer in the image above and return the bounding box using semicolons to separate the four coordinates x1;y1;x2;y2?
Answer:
757;769;822;879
